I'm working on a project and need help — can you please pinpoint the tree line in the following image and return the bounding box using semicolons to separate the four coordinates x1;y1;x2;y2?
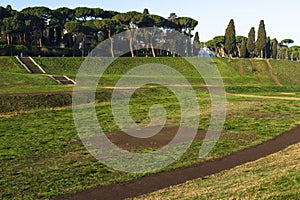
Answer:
0;5;299;60
0;5;198;57
206;19;300;61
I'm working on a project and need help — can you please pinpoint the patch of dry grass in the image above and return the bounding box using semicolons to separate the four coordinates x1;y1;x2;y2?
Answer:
135;142;300;199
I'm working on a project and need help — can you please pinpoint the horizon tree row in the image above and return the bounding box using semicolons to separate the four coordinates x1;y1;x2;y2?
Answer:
1;5;299;60
0;5;199;57
206;19;300;61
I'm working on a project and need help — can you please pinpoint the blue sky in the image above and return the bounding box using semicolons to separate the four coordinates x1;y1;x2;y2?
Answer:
1;0;299;45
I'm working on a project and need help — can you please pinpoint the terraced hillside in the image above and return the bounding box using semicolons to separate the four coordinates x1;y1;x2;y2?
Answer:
1;57;300;91
34;57;300;86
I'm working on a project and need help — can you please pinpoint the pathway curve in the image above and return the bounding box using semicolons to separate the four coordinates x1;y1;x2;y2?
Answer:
54;125;300;200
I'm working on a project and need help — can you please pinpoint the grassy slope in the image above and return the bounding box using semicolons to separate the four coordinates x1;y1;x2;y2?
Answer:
34;57;300;85
214;58;274;86
33;57;84;76
136;142;300;200
0;56;27;73
0;57;60;94
2;57;300;94
271;59;300;85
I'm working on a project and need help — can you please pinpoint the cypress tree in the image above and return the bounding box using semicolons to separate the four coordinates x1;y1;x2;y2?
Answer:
265;37;271;58
247;27;255;58
143;8;149;15
193;31;200;56
224;19;236;57
271;38;278;59
256;20;267;58
240;38;248;58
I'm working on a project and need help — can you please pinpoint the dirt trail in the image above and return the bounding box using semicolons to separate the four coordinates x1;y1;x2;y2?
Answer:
238;62;244;76
54;125;300;200
266;59;282;86
0;86;211;97
227;93;300;101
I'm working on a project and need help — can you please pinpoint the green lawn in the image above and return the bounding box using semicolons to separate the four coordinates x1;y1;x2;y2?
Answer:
1;88;300;199
1;57;300;199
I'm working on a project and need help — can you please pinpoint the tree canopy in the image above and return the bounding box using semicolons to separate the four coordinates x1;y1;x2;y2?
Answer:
0;5;297;60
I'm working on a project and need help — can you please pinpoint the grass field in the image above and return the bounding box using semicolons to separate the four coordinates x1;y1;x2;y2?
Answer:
1;88;300;199
1;57;300;199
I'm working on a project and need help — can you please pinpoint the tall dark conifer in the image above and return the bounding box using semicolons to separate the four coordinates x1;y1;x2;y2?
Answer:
143;8;149;15
193;31;200;56
224;19;236;57
271;38;278;59
256;20;267;58
247;27;255;58
240;38;248;58
265;37;271;58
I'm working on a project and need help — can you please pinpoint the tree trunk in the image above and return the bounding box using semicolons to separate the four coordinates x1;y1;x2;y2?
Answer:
129;29;135;57
23;33;26;43
39;29;43;47
39;30;43;48
129;30;135;57
19;34;22;44
129;37;134;57
237;44;241;57
6;34;11;45
108;30;115;58
221;47;225;57
68;34;72;48
187;29;192;57
145;43;149;57
81;36;85;57
73;34;76;57
150;43;156;57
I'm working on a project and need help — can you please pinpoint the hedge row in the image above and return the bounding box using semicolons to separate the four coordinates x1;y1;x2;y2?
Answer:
0;91;112;113
0;45;82;57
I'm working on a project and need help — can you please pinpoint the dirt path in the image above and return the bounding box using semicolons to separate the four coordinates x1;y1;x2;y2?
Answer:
54;125;300;200
0;86;211;97
227;93;300;101
266;59;282;86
